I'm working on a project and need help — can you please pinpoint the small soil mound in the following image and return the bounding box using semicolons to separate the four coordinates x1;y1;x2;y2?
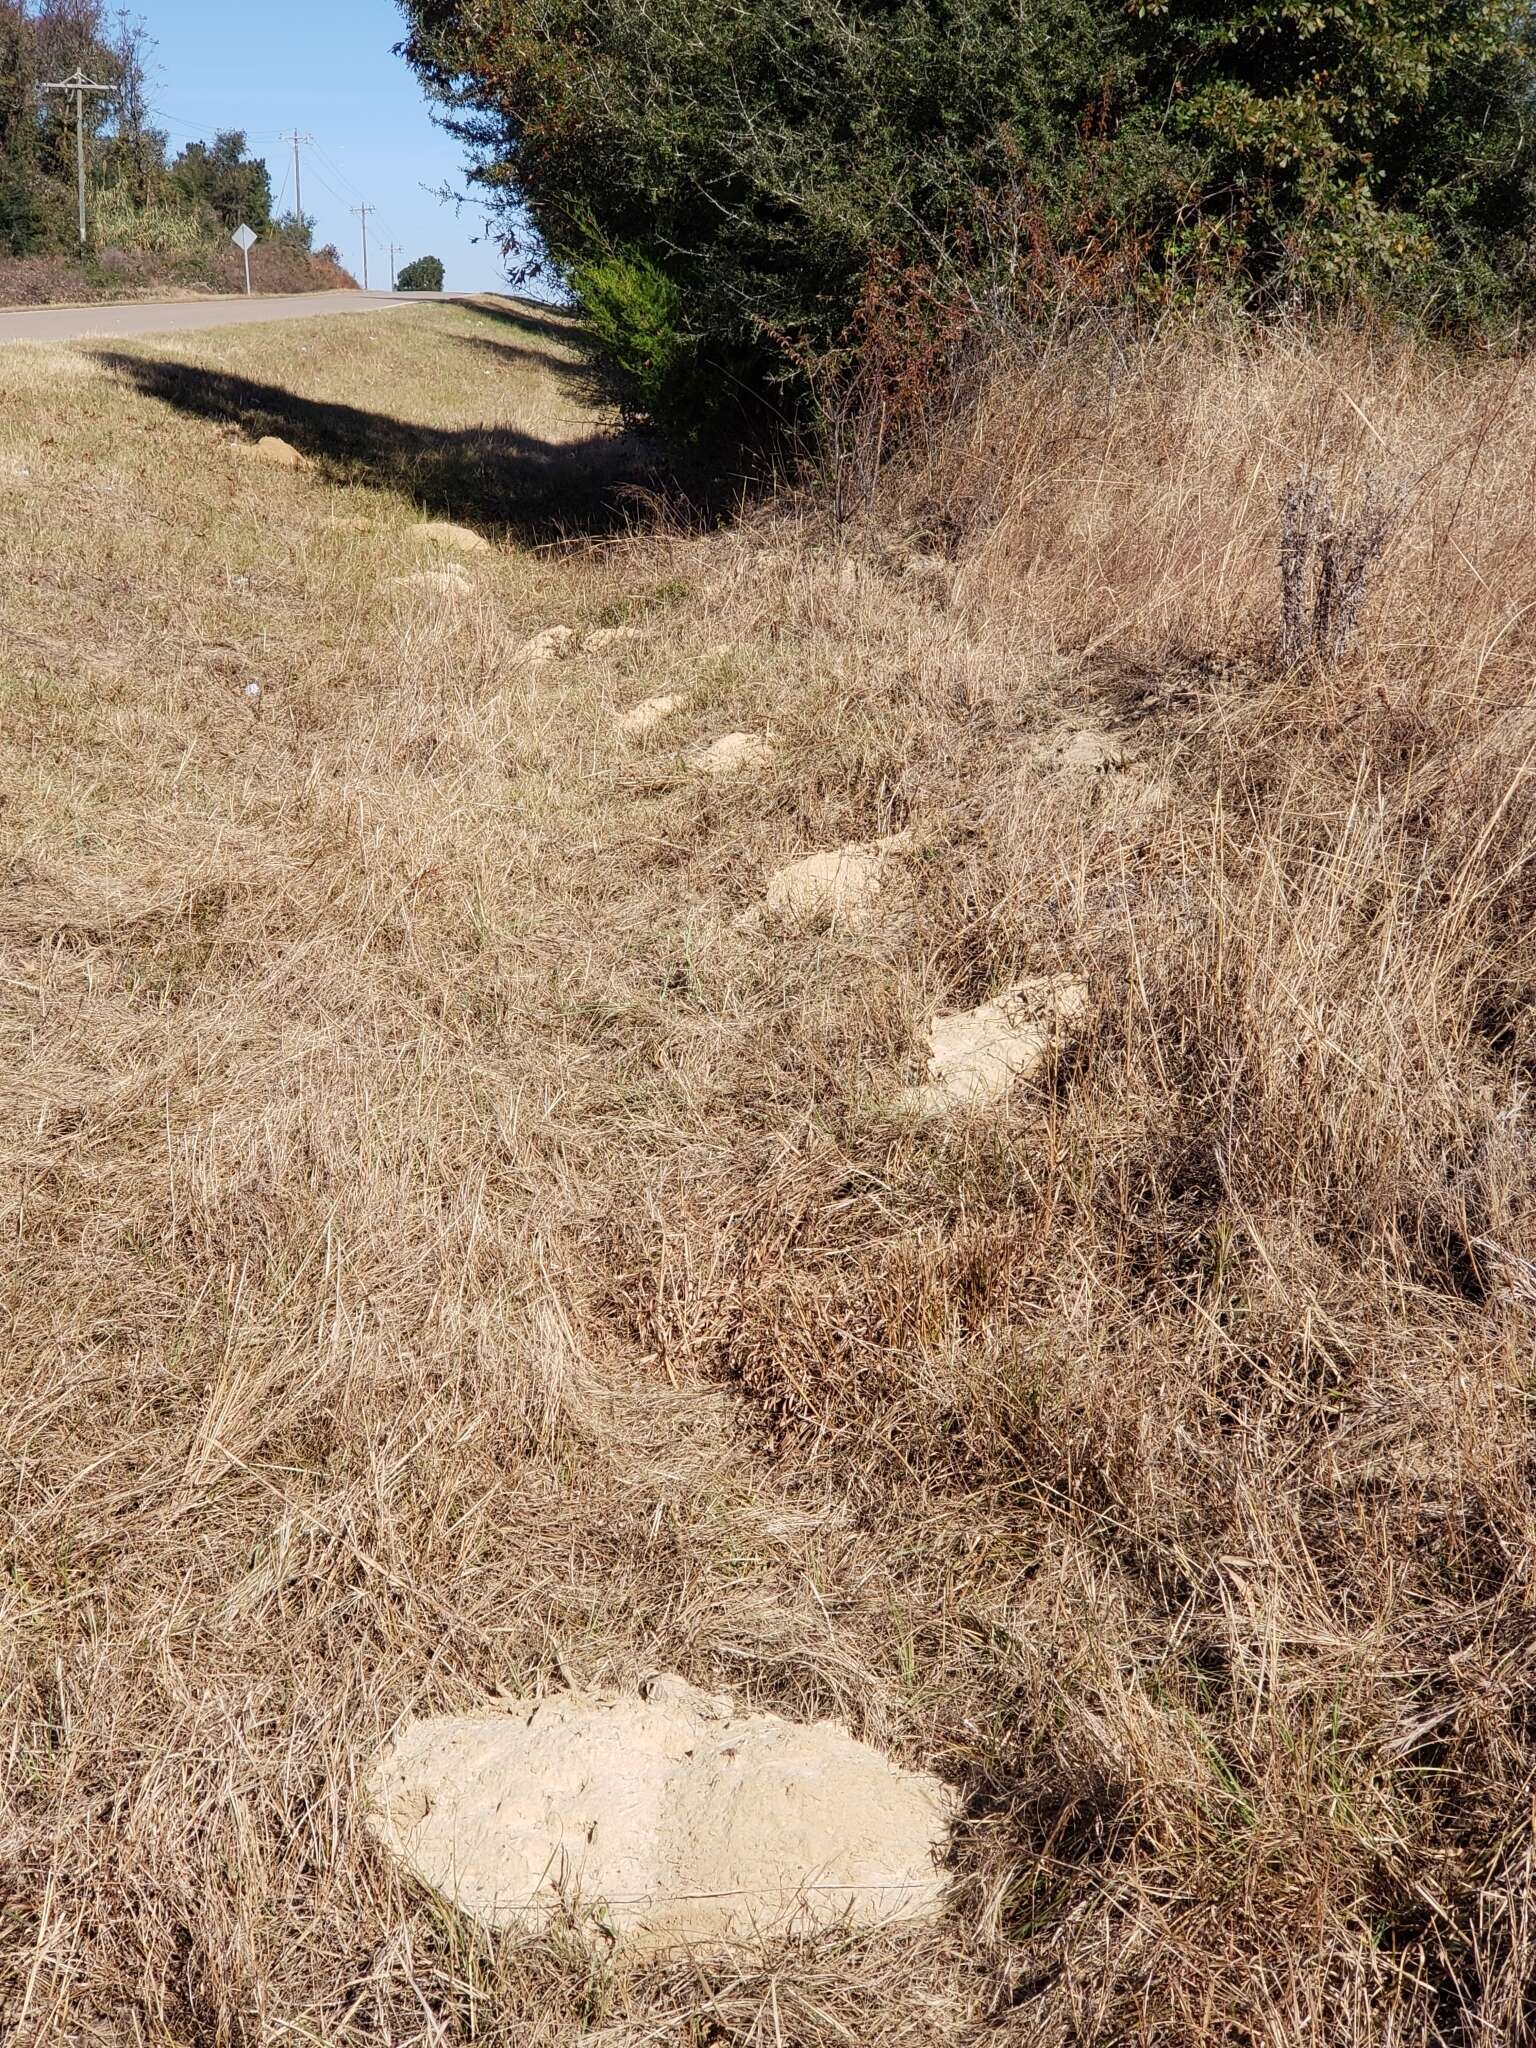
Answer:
251;435;307;471
414;520;492;556
615;692;685;735
764;829;910;929
687;733;773;776
365;1676;953;1952
390;567;471;600
520;625;577;663
1032;723;1132;772
897;974;1089;1115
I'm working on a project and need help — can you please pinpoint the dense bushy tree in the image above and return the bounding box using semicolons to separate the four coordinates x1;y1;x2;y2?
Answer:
271;210;316;252
397;252;444;289
0;2;41;254
171;130;271;232
31;0;116;193
97;9;164;204
0;6;313;269
399;0;1536;434
400;0;1129;432
1126;0;1536;324
0;0;119;245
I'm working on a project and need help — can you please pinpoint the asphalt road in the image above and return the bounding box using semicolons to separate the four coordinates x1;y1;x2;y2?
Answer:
0;290;435;345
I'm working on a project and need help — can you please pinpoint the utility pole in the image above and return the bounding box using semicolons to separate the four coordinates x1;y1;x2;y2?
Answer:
388;242;398;291
41;68;111;248
351;202;371;290
281;130;312;223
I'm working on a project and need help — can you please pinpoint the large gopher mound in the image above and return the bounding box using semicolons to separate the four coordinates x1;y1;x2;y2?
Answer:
365;1675;954;1951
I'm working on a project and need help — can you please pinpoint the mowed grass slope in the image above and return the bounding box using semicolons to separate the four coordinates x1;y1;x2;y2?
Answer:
2;302;1534;2045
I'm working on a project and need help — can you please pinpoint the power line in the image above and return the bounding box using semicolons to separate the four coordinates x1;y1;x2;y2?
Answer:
315;143;404;249
302;161;356;212
145;108;234;138
146;104;286;147
138;104;410;269
295;147;389;229
311;140;405;247
309;138;365;202
302;159;376;254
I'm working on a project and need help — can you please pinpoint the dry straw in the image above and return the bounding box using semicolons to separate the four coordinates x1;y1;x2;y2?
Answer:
1;301;1533;2044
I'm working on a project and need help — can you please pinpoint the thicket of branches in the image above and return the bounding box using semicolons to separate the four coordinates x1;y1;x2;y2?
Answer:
400;0;1536;438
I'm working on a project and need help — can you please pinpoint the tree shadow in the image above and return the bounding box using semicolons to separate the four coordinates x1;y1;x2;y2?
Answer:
453;329;613;410
96;344;680;543
454;294;580;350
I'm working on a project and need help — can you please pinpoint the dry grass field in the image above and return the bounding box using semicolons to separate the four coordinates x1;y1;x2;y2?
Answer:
2;297;1534;2045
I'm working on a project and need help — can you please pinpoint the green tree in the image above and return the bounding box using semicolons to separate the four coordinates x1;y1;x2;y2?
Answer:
399;0;1536;436
97;10;168;206
271;211;316;252
171;130;272;232
396;252;445;289
1122;0;1536;318
400;0;1126;434
0;4;184;256
31;0;113;192
0;1;42;254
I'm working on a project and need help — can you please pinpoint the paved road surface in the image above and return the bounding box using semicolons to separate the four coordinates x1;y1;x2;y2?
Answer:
0;290;435;346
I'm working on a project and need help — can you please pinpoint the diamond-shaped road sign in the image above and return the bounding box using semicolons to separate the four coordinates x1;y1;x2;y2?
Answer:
231;222;257;296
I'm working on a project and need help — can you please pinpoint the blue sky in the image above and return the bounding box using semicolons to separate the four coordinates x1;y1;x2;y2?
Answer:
141;1;514;293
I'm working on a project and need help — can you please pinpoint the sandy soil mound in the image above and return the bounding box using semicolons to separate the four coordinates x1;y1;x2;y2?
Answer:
898;974;1089;1114
365;1676;953;1951
520;625;577;663
414;520;492;555
389;567;471;601
686;732;773;776
252;435;307;470
615;692;685;734
1032;722;1132;772
763;829;911;928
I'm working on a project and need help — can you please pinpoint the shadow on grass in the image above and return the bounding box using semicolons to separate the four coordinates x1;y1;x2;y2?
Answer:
454;293;580;350
97;338;684;544
453;328;614;410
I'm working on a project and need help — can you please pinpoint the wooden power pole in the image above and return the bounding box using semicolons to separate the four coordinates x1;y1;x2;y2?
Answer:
41;68;111;247
351;202;372;290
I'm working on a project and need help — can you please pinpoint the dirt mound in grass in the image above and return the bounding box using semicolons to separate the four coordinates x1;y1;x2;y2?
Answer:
365;1676;953;1951
898;974;1090;1115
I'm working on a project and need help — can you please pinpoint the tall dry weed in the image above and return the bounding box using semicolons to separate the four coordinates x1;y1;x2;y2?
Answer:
627;317;1536;2035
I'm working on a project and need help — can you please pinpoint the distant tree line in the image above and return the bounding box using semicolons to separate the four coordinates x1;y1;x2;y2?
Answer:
399;0;1536;439
0;2;311;257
